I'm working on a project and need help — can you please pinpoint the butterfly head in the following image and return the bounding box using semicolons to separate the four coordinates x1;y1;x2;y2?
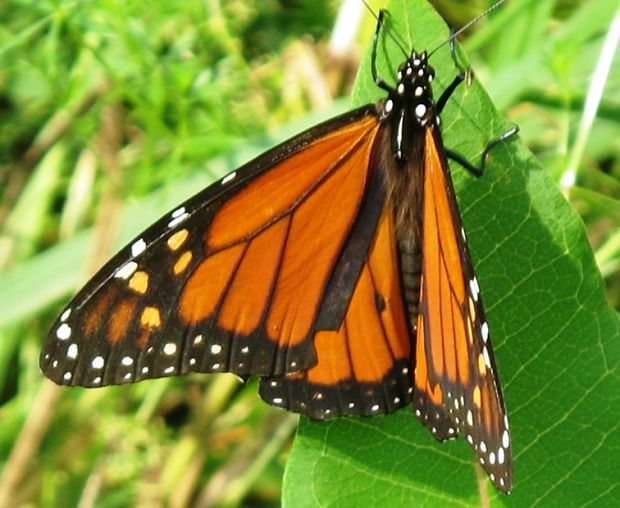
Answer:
394;51;436;128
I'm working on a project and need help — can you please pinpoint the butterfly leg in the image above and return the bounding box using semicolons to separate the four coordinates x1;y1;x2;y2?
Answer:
446;126;519;176
371;10;395;93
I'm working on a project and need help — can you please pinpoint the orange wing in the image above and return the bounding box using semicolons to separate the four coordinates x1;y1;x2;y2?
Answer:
260;203;412;418
413;127;511;492
41;108;385;387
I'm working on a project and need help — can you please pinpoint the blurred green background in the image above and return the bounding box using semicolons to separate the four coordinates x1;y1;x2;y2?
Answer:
0;0;618;506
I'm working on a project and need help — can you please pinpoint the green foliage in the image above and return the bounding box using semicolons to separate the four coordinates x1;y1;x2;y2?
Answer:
0;0;618;506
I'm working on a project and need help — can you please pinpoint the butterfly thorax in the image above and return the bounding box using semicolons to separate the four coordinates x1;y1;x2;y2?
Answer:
383;50;437;164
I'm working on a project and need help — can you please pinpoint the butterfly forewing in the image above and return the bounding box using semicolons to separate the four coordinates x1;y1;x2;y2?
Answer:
413;127;511;492
41;108;384;387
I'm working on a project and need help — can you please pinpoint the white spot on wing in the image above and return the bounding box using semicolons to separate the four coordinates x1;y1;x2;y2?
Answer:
131;238;146;257
61;309;71;322
498;447;505;464
172;206;186;218
483;346;491;368
63;371;72;381
92;356;105;369
67;344;78;360
210;344;222;355
470;277;480;301
502;429;510;448
163;343;177;356
481;322;489;342
56;323;71;340
115;261;138;280
222;171;237;185
164;366;175;374
121;356;134;366
168;207;189;228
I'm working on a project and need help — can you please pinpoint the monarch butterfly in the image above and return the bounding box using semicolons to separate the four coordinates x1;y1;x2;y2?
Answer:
41;1;516;495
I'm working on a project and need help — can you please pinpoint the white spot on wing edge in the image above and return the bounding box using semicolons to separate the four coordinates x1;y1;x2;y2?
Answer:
67;343;78;360
60;308;71;322
131;238;147;257
56;323;72;340
502;429;510;448
115;261;138;280
498;447;505;464
222;171;237;185
481;321;489;342
163;343;177;356
172;206;186;218
470;277;480;301
483;346;491;368
168;207;189;228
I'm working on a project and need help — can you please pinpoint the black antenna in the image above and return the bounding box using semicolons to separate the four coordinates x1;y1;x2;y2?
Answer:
429;0;508;57
361;0;409;58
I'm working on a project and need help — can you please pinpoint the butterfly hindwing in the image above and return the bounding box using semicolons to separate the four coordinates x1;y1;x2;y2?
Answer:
260;203;413;418
413;127;511;492
40;107;384;387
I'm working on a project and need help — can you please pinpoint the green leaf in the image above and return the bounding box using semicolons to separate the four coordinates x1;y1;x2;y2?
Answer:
283;0;620;506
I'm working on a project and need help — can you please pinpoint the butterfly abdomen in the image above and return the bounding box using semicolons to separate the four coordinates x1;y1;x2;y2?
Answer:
397;235;423;332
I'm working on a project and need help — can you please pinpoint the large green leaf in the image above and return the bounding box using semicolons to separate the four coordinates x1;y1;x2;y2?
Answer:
283;0;620;506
